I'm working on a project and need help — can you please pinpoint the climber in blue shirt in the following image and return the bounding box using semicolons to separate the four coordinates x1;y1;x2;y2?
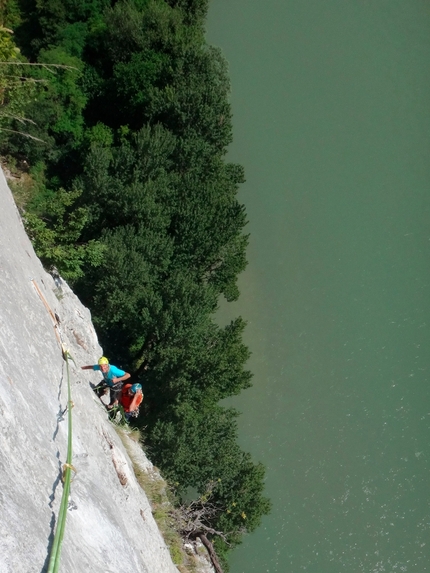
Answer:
82;356;131;408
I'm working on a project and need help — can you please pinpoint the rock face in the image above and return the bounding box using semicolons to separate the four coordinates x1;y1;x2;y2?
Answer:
0;168;179;573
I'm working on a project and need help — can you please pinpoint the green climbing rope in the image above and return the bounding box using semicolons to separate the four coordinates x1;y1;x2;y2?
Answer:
47;351;75;573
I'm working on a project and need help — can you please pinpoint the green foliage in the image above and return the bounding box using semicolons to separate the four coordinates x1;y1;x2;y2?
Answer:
24;187;105;280
147;404;241;488
147;402;271;554
213;455;271;537
110;49;170;125
1;0;271;565
164;0;208;24
0;28;38;137
38;48;86;139
143;317;252;412
0;46;86;170
1;0;22;29
84;121;113;148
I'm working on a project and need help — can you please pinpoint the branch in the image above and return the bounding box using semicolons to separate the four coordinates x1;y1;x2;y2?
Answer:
171;485;231;545
1;75;49;82
197;534;224;573
0;62;78;74
168;482;232;573
0;112;38;125
0;127;45;142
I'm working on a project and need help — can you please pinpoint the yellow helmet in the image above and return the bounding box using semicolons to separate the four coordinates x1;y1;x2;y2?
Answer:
98;356;109;365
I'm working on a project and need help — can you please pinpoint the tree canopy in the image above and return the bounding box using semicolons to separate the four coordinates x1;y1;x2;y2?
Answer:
0;0;271;567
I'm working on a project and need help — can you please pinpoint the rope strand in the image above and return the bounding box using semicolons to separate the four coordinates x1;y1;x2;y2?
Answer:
47;351;74;573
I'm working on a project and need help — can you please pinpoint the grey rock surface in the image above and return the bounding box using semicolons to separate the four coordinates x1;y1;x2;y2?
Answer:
0;167;179;573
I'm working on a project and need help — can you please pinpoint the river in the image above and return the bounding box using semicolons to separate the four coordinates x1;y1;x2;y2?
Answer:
206;1;430;572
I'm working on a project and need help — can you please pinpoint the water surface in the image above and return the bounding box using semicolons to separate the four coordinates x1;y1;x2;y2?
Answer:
207;2;430;572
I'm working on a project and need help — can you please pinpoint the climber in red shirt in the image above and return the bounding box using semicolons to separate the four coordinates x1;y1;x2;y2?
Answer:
120;383;143;420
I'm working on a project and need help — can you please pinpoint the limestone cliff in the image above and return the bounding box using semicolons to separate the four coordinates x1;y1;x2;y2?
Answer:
0;168;212;573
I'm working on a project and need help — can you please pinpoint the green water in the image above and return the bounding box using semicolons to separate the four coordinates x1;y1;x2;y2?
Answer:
206;1;430;572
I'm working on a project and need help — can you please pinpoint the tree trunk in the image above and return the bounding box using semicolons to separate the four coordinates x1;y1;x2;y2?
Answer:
197;533;224;573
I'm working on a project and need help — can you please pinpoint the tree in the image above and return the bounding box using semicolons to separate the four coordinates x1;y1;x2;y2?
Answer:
145;403;242;489
171;481;229;573
164;0;208;24
2;3;272;566
0;27;38;139
24;187;105;281
147;404;271;566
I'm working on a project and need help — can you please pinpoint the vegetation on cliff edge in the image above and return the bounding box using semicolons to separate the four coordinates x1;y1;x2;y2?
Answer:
0;0;271;569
